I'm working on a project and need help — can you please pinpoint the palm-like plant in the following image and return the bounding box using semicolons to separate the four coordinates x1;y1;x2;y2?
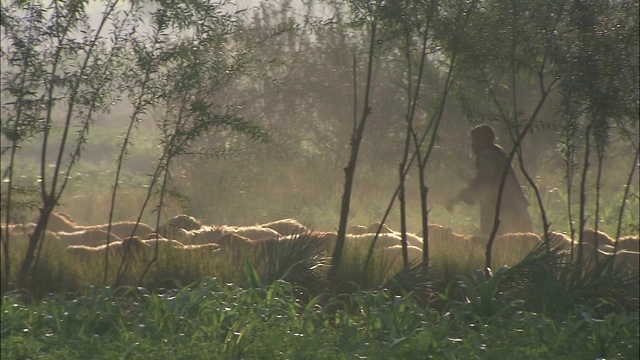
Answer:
251;234;327;295
453;267;522;323
503;245;639;316
381;263;432;305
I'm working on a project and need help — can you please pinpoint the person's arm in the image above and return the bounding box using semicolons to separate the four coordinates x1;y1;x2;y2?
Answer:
447;149;503;210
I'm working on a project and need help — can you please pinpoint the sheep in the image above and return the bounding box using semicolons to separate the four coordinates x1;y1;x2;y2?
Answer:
550;229;614;252
7;217;126;249
54;211;75;222
492;232;543;252
46;211;80;232
143;232;169;241
359;232;405;247
581;229;615;248
66;235;190;263
2;222;37;234
611;250;639;270
212;233;256;257
259;218;309;236
367;222;394;234
172;243;222;258
119;236;153;257
316;232;405;251
56;229;123;246
1;224;58;244
423;225;472;250
347;225;368;235
468;232;546;256
179;243;221;251
379;230;424;248
183;224;277;245
616;235;639;252
545;230;621;253
41;211;155;241
362;222;424;248
384;244;424;265
1;223;35;241
284;230;421;258
184;226;227;245
224;225;281;241
399;232;424;248
146;228;192;242
157;214;204;238
281;231;338;254
596;245;640;271
65;243;116;261
166;214;204;231
92;222;155;240
545;231;574;251
65;240;145;262
141;237;187;249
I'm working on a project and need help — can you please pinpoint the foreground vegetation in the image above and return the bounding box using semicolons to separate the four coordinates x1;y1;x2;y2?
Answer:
3;272;638;360
2;231;639;359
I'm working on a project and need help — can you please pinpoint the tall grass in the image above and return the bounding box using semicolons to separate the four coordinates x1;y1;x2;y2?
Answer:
3;274;638;359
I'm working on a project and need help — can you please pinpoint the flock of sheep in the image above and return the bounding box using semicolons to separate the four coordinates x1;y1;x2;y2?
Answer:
2;212;639;272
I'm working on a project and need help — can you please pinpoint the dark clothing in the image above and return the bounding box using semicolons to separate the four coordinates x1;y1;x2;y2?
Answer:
459;144;533;235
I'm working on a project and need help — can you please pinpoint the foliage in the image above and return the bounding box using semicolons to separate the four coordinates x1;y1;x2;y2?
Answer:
453;267;522;323
2;277;638;359
251;234;327;293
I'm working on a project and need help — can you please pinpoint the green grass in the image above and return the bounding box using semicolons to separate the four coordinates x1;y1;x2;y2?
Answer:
2;277;638;360
2;228;638;359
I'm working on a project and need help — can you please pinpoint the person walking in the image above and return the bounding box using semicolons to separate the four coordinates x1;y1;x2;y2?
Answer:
447;124;533;235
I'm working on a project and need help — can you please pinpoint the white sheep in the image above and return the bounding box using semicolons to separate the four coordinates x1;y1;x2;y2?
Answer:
56;229;123;246
183;226;227;245
422;224;472;250
384;244;424;265
581;229;615;248
43;211;154;241
597;245;639;271
46;211;80;232
617;235;639;252
492;232;543;252
157;214;204;239
92;222;155;240
224;225;281;241
367;222;394;234
259;218;309;236
346;225;368;235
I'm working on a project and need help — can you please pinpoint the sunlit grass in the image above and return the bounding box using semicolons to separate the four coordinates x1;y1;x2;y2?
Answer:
3;122;638;239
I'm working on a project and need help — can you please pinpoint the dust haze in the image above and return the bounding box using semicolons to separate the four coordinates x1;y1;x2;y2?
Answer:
2;0;638;238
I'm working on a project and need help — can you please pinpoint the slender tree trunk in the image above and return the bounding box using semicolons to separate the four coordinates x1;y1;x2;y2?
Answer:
613;149;639;252
398;165;410;268
576;124;592;271
104;25;162;285
483;81;557;275
329;20;378;282
593;148;604;264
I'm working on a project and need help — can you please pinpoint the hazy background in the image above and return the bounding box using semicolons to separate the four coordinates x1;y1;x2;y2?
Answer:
2;0;638;236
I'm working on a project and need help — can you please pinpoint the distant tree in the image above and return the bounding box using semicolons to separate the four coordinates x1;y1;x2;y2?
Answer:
1;0;271;292
2;0;135;291
435;0;638;271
